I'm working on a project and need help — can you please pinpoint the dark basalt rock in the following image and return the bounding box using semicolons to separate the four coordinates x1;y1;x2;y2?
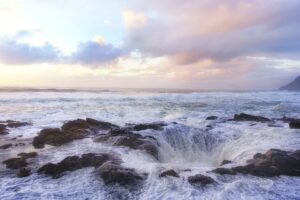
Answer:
33;118;118;148
32;128;74;148
2;158;28;169
5;120;31;128
97;161;147;185
159;169;180;178
220;160;232;166
206;116;218;120
0;124;8;135
289;119;300;129
188;174;215;185
0;143;12;149
231;149;300;177
17;167;31;177
38;153;117;178
230;113;271;122
132;123;166;131
212;168;236;175
94;128;159;160
0;120;31;135
17;152;38;160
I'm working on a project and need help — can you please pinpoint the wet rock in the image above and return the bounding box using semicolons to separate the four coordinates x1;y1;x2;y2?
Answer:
206;116;218;120
32;128;73;148
188;174;215;185
0;143;12;149
15;143;25;146
289;119;300;129
220;160;232;166
230;113;271;122
0;124;8;135
212;168;236;175
132;123;166;131
159;169;180;178
17;167;31;177
97;161;147;185
33;118;119;149
94;129;159;160
2;158;28;169
231;149;300;177
0;120;31;135
5;120;31;128
38;153;116;178
17;152;38;160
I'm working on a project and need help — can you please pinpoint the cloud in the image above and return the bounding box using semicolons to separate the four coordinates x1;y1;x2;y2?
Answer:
0;33;123;66
70;40;122;66
124;0;300;65
123;10;147;29
0;37;61;65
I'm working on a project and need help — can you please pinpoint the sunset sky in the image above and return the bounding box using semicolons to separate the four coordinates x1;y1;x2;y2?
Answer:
0;0;299;90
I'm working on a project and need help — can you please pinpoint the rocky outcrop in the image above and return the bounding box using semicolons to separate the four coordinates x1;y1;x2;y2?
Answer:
97;161;147;185
0;120;31;135
188;174;215;186
230;113;271;122
2;152;38;170
38;153;147;186
159;169;180;178
2;158;28;169
132;123;166;131
33;118;118;148
38;153;116;178
17;167;31;177
206;116;218;120
94;129;159;160
212;168;236;175
228;149;300;177
0;124;8;135
220;160;232;166
17;152;38;160
289;119;300;129
0;143;12;149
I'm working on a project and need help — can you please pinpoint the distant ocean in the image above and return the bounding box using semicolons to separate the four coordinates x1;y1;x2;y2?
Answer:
0;90;300;200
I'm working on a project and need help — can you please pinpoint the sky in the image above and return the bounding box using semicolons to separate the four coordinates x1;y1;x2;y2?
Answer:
0;0;299;90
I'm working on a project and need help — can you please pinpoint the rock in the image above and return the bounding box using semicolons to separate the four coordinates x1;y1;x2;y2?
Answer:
0;143;12;149
97;161;147;185
289;119;300;129
32;128;73;148
17;167;31;177
231;149;300;177
0;120;31;135
33;118;119;149
159;169;180;178
94;129;159;160
212;168;236;175
220;160;232;166
5;120;31;128
132;123;166;131
2;158;28;169
38;153;116;178
206;116;218;120
188;174;215;185
230;113;271;122
17;152;38;159
0;124;8;135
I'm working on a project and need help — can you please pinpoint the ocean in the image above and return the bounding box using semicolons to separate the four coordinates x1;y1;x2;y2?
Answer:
0;90;299;200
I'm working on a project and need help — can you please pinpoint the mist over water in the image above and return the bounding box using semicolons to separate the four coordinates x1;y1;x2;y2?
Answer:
0;90;300;200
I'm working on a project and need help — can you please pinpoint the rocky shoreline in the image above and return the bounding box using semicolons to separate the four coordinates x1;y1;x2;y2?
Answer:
1;113;300;188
